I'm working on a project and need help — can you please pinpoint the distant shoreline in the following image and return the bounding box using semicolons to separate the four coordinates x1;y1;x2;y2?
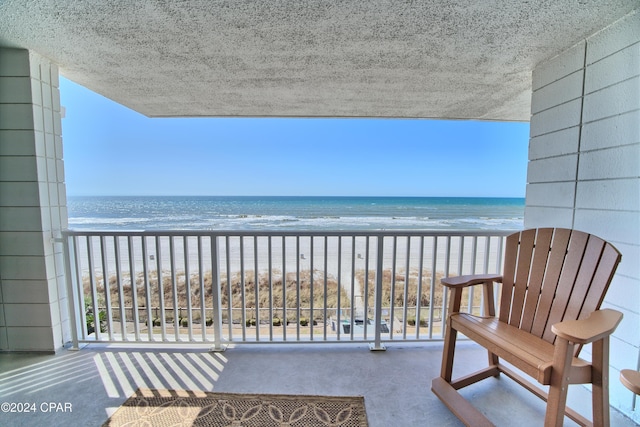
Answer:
68;195;526;201
66;195;525;232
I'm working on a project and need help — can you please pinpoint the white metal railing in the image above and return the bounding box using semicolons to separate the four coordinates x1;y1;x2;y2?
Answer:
62;230;510;350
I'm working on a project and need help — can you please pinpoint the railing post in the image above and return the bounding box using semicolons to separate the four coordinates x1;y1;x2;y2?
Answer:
370;235;386;351
210;234;227;352
61;232;80;350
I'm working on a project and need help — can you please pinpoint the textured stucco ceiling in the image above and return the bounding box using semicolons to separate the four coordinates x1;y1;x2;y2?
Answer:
0;1;637;120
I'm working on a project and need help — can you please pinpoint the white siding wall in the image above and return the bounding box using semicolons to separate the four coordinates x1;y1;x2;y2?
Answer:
0;48;69;352
526;10;640;421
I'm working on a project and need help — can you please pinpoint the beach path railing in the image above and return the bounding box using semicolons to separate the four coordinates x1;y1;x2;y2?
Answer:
62;230;511;350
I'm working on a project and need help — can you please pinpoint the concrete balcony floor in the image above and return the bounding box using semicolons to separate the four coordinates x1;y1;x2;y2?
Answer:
0;342;636;427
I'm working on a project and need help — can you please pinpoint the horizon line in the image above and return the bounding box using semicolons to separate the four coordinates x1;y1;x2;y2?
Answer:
66;194;526;199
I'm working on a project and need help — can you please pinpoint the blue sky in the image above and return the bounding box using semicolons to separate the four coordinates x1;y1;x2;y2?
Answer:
60;77;530;197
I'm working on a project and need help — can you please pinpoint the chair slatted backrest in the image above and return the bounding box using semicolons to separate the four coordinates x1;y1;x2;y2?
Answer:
499;228;621;351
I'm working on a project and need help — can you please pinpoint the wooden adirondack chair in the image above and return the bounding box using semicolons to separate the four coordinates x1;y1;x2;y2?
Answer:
432;228;622;427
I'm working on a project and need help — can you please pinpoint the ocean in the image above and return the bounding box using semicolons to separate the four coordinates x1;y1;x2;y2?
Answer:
67;196;525;231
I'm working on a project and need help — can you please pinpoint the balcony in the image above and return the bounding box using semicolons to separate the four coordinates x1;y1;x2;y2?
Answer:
22;228;630;426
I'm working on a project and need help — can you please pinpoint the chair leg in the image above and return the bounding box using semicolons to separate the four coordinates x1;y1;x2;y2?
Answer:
440;287;463;382
591;337;610;427
487;350;499;369
441;324;458;382
481;281;499;372
545;337;575;427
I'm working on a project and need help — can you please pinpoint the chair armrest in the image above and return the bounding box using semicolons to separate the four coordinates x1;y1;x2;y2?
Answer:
620;369;640;395
551;309;623;344
441;274;502;289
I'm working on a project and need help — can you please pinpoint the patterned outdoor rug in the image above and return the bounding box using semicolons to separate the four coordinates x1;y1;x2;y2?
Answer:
103;388;368;426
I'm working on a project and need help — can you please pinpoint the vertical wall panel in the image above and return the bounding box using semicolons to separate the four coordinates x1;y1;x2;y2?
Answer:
525;10;640;422
0;48;68;351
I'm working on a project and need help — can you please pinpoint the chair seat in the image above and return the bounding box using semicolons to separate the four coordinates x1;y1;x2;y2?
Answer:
451;313;589;385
